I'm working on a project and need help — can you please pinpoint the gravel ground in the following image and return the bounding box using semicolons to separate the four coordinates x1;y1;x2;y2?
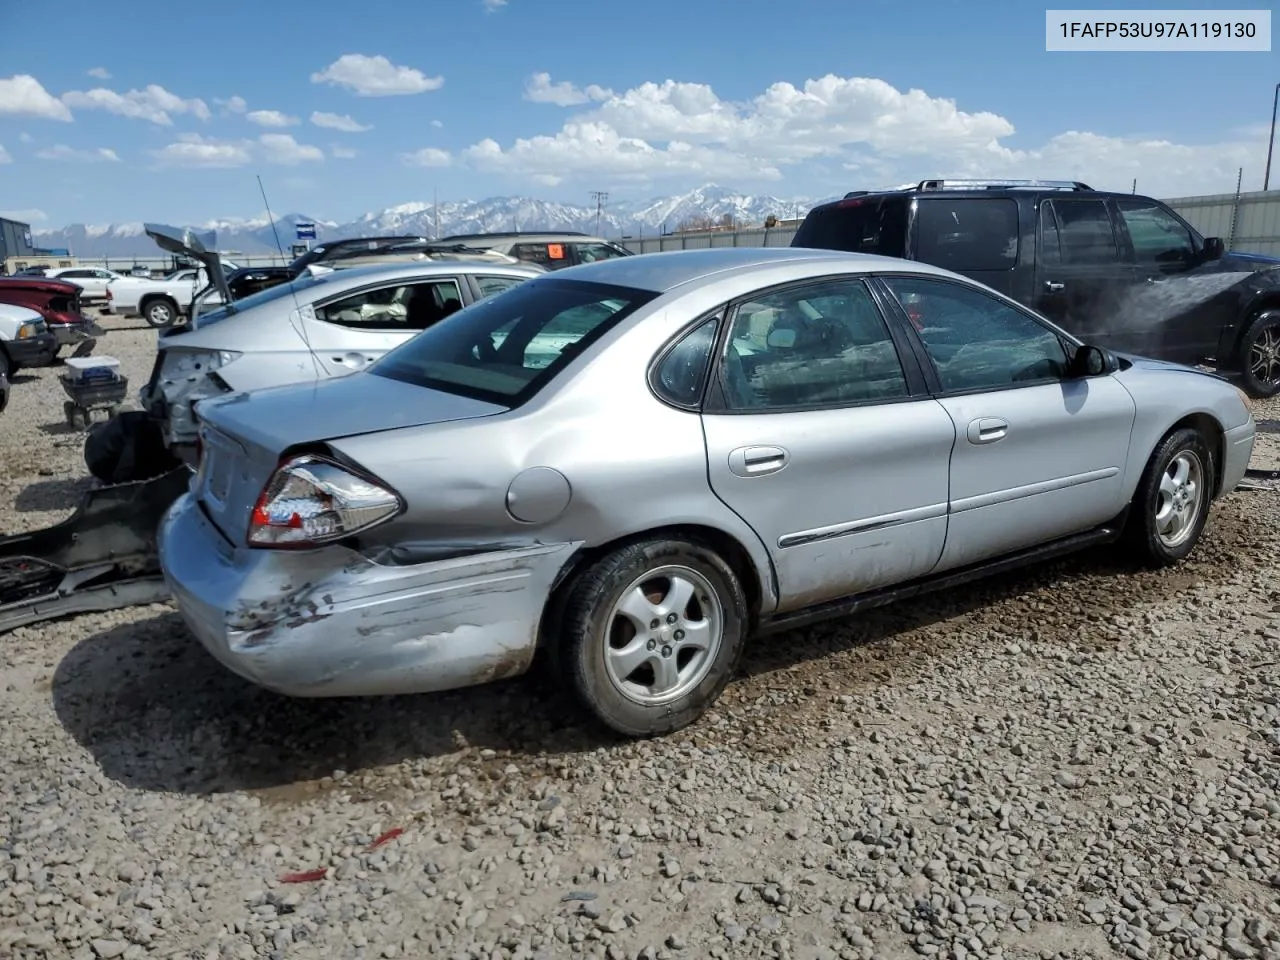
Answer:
2;315;1279;960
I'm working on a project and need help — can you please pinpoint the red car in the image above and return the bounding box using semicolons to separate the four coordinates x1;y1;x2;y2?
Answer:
0;277;100;360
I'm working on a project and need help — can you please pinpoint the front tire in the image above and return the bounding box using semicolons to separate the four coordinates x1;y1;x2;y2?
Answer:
555;536;749;738
1238;309;1280;398
1124;427;1213;567
142;297;178;329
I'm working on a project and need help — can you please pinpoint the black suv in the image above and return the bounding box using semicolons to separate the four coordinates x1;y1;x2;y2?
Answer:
791;179;1280;397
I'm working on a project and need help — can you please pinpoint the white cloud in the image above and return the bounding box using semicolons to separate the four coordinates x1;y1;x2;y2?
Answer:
523;72;613;107
465;72;1274;197
247;109;299;127
18;132;32;143
0;75;73;121
0;144;10;164
259;133;324;165
35;144;121;163
482;0;507;10
310;54;443;97
430;119;443;129
216;95;248;114
311;110;371;132
0;208;47;222
402;147;452;168
152;133;252;168
62;84;210;125
331;144;357;159
465;123;772;188
87;67;112;80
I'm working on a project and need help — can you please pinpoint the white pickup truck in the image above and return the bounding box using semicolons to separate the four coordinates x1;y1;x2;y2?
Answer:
104;261;239;328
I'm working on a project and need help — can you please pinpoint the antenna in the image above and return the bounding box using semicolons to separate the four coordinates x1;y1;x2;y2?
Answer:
257;174;323;382
590;190;608;235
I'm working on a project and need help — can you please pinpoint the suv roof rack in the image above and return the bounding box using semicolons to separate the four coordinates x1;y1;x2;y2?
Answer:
916;178;1094;192
437;230;591;240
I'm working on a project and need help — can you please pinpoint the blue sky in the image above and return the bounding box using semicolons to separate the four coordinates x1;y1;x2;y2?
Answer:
0;0;1274;229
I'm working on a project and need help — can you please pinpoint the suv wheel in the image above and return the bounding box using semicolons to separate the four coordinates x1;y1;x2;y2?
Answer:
1239;309;1280;398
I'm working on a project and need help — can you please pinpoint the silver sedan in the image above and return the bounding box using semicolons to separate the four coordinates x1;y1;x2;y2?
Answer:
159;248;1256;737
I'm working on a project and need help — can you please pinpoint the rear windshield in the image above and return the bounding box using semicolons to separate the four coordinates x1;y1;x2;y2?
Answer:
371;277;659;406
791;196;908;256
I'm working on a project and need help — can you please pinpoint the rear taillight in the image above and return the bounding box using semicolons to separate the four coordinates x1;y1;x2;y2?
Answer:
247;454;402;549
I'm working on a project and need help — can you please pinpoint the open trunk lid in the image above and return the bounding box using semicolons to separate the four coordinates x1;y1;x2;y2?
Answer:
145;223;233;308
193;372;507;545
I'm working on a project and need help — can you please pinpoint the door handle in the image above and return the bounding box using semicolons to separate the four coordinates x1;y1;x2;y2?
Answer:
1044;281;1065;292
966;418;1008;444
727;445;790;478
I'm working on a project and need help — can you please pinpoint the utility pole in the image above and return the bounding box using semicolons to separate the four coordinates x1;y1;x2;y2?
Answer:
590;191;608;235
1265;81;1279;192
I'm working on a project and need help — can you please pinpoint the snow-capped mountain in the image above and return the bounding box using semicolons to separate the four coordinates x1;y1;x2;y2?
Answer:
32;184;830;259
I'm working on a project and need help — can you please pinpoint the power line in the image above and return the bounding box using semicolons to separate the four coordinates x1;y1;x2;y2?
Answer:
590;190;608;235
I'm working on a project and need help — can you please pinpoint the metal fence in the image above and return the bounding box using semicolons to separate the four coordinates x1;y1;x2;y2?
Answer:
66;189;1280;272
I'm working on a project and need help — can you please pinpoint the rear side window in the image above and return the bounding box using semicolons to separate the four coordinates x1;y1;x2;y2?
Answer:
652;315;719;408
372;278;659;405
1043;199;1121;265
791;197;908;257
914;198;1019;271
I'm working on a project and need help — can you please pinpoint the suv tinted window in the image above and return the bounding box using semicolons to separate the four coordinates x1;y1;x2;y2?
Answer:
914;198;1019;271
1116;198;1196;266
791;197;908;256
721;278;908;409
1043;199;1120;265
372;278;658;405
883;276;1069;392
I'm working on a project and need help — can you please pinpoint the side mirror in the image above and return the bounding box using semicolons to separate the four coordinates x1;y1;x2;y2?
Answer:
1202;237;1225;261
1069;343;1108;378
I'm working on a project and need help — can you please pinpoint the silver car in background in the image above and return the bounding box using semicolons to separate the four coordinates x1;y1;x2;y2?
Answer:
159;248;1256;738
139;260;543;463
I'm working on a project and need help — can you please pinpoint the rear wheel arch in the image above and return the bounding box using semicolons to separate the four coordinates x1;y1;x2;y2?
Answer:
539;523;768;649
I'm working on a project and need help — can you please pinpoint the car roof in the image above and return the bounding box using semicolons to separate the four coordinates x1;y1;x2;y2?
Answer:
546;246;960;293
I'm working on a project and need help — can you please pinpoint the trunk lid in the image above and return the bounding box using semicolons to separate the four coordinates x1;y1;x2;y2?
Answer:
193;372;507;545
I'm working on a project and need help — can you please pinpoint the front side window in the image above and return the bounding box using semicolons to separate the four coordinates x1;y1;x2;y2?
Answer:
718;278;909;410
882;276;1070;392
372;278;659;405
914;198;1019;271
1116;199;1196;267
314;280;463;331
1043;199;1121;266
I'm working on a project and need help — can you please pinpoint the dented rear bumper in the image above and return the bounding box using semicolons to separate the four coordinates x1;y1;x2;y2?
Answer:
158;492;579;697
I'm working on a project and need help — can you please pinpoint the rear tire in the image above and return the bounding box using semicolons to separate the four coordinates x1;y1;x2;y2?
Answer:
1238;309;1280;398
1123;427;1213;567
142;297;178;329
553;536;748;738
